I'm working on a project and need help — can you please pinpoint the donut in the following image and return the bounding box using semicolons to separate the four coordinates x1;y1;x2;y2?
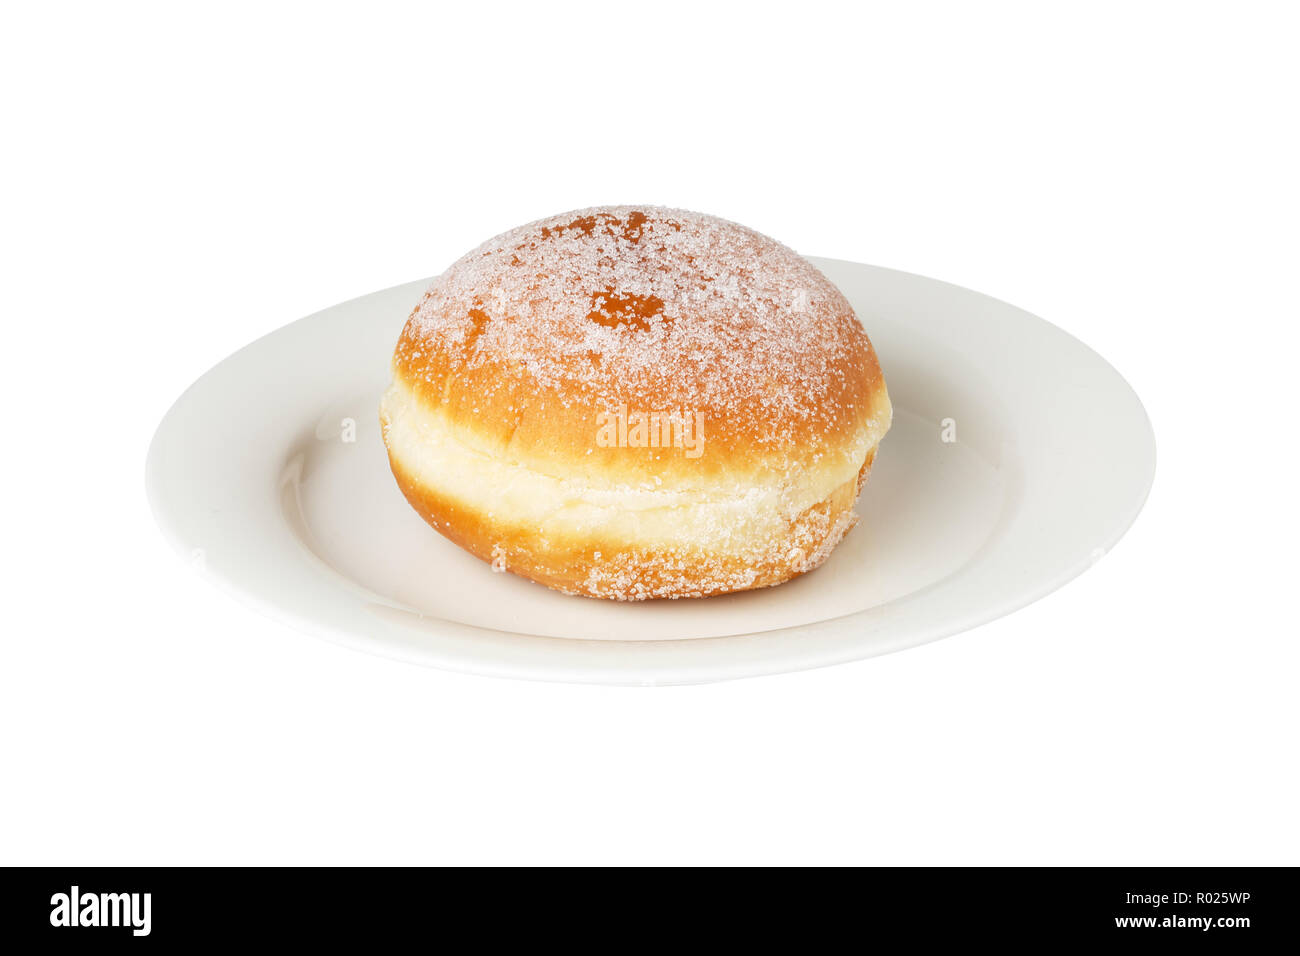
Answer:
379;206;891;600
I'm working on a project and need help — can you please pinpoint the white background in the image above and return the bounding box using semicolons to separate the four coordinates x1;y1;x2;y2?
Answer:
3;1;1297;865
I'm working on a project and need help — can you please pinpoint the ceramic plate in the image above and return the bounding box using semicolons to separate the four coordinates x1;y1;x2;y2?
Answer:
146;258;1155;684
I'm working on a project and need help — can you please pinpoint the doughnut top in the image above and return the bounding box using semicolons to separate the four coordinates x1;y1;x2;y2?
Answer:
392;206;890;486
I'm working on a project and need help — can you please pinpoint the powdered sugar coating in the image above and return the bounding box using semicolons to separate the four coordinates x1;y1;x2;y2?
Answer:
579;493;861;601
396;206;881;451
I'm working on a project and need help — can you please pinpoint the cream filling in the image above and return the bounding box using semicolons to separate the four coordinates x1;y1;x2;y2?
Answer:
380;377;877;553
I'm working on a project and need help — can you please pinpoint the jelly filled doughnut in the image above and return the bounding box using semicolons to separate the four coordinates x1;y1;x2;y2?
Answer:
379;206;891;600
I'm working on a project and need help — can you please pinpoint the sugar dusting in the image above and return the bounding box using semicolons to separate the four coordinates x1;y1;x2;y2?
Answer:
399;205;873;446
578;498;860;601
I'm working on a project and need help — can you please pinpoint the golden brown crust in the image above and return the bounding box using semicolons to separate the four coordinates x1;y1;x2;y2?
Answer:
390;206;889;488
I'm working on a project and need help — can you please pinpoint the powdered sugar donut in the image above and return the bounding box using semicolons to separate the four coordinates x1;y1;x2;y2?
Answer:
379;206;891;599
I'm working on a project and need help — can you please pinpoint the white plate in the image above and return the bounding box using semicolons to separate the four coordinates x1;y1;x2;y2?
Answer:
146;258;1155;684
